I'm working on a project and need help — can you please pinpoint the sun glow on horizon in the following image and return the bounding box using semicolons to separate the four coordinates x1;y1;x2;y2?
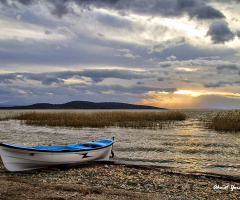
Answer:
137;90;240;109
175;90;240;98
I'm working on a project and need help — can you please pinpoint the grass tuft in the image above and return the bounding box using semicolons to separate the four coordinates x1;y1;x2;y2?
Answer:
9;111;187;129
205;110;240;132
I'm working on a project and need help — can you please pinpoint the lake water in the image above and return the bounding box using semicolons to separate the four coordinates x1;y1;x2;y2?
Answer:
0;109;239;179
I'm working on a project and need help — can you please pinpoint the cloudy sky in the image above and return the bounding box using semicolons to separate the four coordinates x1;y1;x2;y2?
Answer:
0;0;240;109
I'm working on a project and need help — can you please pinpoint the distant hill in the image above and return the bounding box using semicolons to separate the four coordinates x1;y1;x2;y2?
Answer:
0;101;166;110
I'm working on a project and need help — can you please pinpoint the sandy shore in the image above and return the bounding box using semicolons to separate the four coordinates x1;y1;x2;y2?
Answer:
0;161;239;200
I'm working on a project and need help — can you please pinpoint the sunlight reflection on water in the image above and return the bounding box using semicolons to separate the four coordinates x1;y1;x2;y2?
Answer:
0;109;239;178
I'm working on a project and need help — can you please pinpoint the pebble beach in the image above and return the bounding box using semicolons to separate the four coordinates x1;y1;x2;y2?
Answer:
0;161;239;200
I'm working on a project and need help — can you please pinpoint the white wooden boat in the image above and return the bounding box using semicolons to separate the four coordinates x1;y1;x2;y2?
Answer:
0;138;114;172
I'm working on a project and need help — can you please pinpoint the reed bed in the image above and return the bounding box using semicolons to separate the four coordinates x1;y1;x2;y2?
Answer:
205;110;240;132
9;111;187;129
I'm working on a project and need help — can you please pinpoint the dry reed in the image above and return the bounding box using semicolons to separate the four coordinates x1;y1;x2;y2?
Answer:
205;110;240;132
10;111;187;129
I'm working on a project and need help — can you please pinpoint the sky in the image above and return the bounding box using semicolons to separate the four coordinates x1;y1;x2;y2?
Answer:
0;0;240;109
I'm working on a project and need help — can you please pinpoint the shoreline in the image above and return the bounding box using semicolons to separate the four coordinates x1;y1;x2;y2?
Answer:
113;161;240;182
0;161;239;199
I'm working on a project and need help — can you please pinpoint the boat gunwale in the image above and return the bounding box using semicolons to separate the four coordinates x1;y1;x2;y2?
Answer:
0;140;114;153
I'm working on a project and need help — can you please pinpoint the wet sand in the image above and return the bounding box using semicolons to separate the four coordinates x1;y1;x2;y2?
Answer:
0;161;239;200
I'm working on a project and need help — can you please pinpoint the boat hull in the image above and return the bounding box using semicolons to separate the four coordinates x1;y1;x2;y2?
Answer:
0;139;114;172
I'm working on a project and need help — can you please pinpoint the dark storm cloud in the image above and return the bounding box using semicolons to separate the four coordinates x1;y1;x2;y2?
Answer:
207;21;235;44
0;73;18;83
45;30;52;35
71;83;177;95
159;63;172;68
236;31;240;38
157;77;164;81
0;69;154;85
204;81;230;88
51;69;154;83
78;69;154;83
152;37;186;53
3;0;225;20
61;0;225;20
18;0;34;5
216;64;239;71
189;5;225;19
54;69;155;83
203;80;240;88
177;0;225;20
0;73;64;85
136;81;144;85
40;75;65;86
0;0;7;4
50;0;69;18
119;0;225;20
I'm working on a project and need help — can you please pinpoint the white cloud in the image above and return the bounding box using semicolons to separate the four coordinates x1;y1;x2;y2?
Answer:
166;55;177;61
124;53;140;59
56;26;76;37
